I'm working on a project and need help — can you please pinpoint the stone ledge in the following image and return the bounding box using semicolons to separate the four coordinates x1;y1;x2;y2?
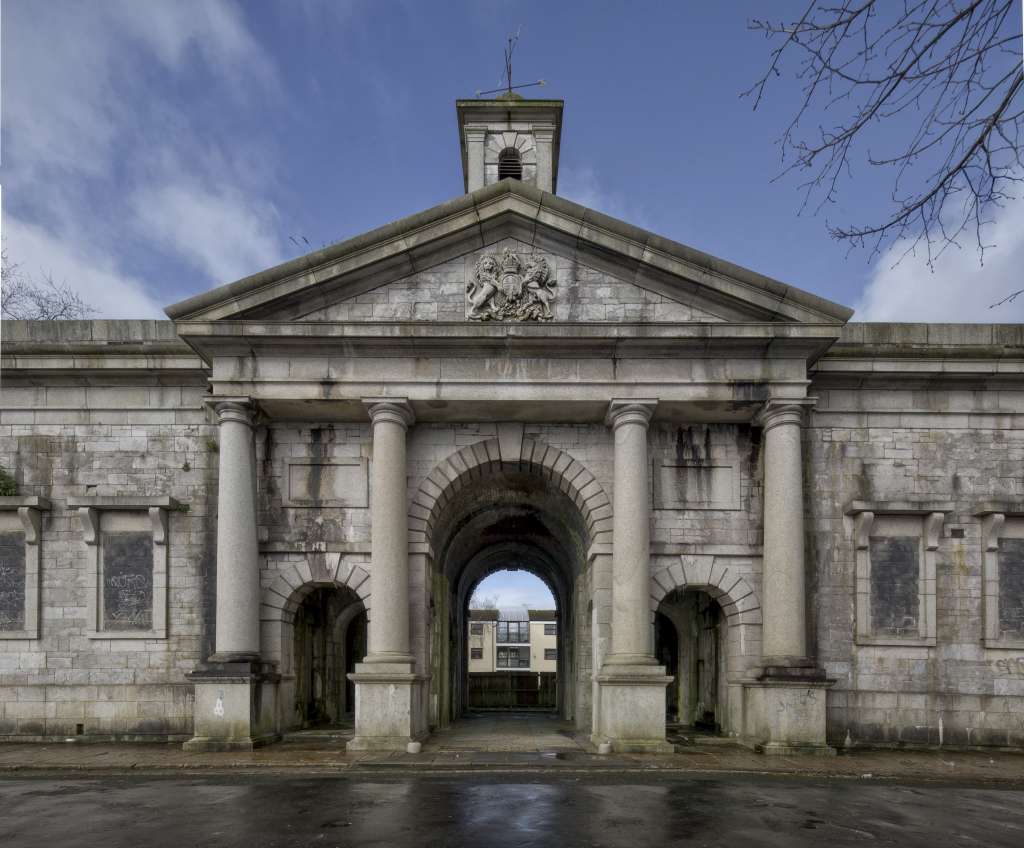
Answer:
66;495;186;510
0;497;51;510
845;499;954;516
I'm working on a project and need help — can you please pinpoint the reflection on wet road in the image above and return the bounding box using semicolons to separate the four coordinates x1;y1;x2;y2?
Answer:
2;772;1023;847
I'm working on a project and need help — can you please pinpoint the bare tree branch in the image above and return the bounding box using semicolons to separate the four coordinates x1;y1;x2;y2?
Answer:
1;248;97;320
745;0;1023;269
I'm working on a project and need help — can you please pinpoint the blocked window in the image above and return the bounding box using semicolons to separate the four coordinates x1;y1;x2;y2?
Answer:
869;536;920;636
849;505;944;647
71;496;178;640
471;647;483;660
0;529;26;632
0;497;47;640
102;530;154;631
998;538;1024;637
980;511;1024;646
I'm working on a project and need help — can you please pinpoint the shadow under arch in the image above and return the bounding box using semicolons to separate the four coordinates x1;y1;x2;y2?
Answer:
649;557;764;737
411;436;611;734
259;558;371;731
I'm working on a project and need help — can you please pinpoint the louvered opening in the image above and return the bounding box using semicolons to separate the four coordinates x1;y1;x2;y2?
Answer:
498;147;522;180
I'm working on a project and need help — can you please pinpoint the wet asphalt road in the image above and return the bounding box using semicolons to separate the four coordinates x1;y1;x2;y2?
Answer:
2;772;1023;847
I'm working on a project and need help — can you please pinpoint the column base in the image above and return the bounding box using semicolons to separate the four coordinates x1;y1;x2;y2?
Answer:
593;663;674;754
183;659;281;752
741;671;835;756
346;662;428;752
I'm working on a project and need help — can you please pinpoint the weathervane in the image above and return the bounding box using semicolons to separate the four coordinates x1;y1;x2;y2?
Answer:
475;29;546;98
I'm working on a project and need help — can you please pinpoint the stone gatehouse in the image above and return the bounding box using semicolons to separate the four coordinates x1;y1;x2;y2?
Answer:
2;95;1023;753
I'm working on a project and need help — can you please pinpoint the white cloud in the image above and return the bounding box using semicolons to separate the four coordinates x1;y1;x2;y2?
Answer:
558;165;649;227
1;1;285;314
3;0;274;182
855;198;1024;321
130;181;284;284
4;215;165;319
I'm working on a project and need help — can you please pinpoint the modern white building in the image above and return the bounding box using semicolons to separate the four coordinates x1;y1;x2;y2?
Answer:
468;608;557;674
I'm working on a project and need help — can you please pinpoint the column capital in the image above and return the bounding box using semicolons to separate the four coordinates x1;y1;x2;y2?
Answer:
463;124;488;142
209;399;256;427
605;399;657;430
364;398;416;429
756;397;816;432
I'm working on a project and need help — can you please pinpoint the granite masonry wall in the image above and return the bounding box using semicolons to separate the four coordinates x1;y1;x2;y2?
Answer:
807;370;1024;748
2;318;1023;749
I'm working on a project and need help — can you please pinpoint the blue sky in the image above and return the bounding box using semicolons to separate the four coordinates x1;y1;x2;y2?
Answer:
3;0;1022;320
471;570;554;610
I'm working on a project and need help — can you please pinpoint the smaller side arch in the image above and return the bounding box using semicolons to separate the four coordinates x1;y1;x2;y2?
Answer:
649;555;762;626
259;554;372;669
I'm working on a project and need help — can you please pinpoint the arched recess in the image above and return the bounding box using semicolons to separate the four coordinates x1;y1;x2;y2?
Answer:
409;433;612;735
259;555;372;731
650;555;763;736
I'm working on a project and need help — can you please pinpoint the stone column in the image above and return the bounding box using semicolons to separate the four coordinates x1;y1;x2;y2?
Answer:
348;398;426;751
364;399;414;664
757;399;814;668
464;125;487;192
212;400;260;659
741;397;833;756
606;400;658;666
533;124;556;193
185;399;278;752
594;399;672;753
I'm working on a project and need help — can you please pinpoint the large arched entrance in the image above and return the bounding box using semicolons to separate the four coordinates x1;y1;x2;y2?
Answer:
412;434;611;742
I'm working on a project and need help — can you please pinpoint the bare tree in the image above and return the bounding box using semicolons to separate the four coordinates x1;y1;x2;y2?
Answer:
1;249;97;320
746;1;1023;266
469;593;499;611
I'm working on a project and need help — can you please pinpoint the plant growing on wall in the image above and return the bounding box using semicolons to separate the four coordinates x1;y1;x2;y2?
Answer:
0;467;18;496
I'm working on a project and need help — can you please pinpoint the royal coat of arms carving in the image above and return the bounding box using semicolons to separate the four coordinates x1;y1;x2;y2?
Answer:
466;248;556;321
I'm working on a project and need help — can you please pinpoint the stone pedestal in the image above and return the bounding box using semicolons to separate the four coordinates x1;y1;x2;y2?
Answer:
594;665;674;753
348;399;423;752
593;400;672;752
742;676;834;756
346;663;428;751
183;659;280;752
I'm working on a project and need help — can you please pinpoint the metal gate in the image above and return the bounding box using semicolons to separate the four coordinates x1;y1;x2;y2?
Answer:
467;671;556;709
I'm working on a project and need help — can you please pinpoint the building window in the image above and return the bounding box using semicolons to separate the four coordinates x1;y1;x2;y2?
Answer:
470;622;484;635
102;530;154;631
0;496;49;640
544;648;557;661
848;503;945;647
497;621;529;643
979;508;1024;647
869;536;920;636
496;646;530;668
498;147;522;180
471;647;483;660
71;496;181;640
544;623;556;636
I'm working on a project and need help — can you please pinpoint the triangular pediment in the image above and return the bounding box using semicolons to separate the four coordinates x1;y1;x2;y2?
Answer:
165;181;852;325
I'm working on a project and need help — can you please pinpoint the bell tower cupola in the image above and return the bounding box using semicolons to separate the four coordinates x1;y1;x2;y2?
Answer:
456;94;563;194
